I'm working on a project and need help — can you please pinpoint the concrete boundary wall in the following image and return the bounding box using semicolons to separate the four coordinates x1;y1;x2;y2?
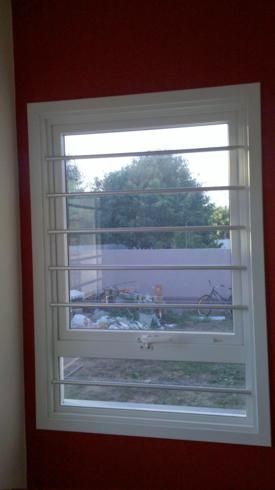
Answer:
70;247;231;299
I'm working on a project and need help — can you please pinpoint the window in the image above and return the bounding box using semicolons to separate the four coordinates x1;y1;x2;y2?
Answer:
28;84;270;445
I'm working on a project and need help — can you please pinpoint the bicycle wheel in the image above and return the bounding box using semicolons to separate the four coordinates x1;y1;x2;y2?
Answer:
224;296;233;318
198;294;214;317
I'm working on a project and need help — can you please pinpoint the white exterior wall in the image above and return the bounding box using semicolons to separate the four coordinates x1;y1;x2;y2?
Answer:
0;1;26;488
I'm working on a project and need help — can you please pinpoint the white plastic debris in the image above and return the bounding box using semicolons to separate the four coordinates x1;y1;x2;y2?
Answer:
95;316;110;329
139;313;154;327
93;308;108;320
70;289;85;301
71;314;91;328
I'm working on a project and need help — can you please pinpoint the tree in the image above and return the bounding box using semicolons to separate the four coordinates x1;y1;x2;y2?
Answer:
66;162;96;244
210;206;230;239
93;155;220;249
66;161;84;192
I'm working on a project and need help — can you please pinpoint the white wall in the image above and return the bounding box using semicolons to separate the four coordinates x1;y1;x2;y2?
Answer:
101;249;231;299
0;1;26;488
70;247;232;300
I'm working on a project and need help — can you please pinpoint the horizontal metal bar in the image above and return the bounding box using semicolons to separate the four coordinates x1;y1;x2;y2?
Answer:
45;145;245;161
47;185;247;198
53;378;250;395
48;225;245;235
49;264;246;271
50;302;247;310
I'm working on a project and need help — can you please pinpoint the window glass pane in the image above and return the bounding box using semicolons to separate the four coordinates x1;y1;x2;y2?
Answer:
66;230;232;254
63;385;246;411
64;151;230;194
67;269;232;304
64;125;229;156
68;306;233;332
62;358;245;387
61;357;246;411
61;127;234;334
65;191;229;230
56;263;235;332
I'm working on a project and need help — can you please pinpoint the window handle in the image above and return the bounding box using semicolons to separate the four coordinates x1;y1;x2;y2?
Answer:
138;333;180;349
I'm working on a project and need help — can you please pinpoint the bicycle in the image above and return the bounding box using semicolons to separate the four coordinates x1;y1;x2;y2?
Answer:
197;280;232;317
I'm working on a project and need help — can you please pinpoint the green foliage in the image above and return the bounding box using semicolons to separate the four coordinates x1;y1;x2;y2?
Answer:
66;156;230;249
210;206;230;239
66;161;84;192
95;155;218;248
66;162;95;244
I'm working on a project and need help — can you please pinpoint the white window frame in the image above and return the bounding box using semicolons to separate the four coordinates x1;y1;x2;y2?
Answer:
28;83;271;446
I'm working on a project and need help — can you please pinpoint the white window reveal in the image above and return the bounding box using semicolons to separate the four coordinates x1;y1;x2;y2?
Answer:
28;84;270;445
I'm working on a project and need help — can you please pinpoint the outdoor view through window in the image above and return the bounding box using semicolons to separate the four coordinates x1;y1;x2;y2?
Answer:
59;124;245;412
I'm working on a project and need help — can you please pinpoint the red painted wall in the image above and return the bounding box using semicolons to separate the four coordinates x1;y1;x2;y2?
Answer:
12;1;275;488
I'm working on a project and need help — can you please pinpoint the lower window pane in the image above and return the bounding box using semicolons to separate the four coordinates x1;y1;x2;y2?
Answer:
61;358;246;411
